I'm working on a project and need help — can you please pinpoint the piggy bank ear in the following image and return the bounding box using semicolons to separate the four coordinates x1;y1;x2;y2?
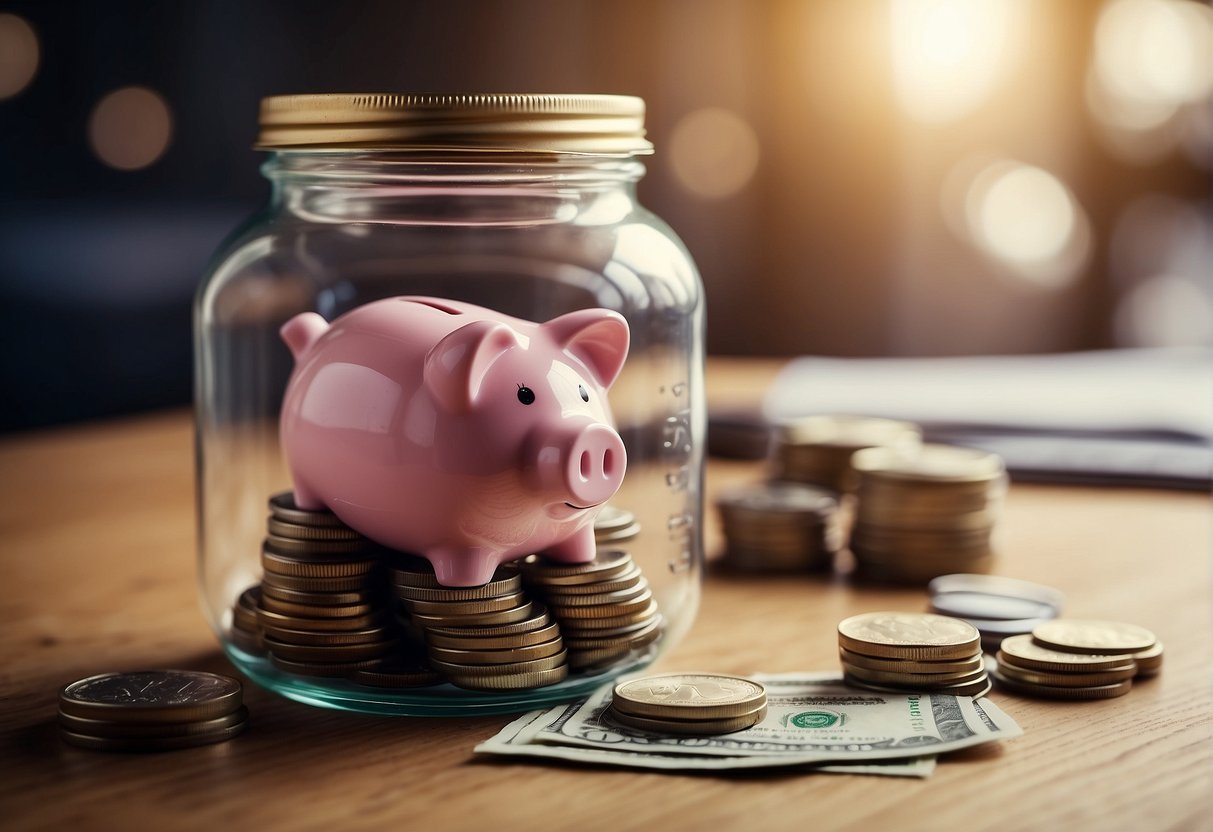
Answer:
424;320;522;413
543;309;630;388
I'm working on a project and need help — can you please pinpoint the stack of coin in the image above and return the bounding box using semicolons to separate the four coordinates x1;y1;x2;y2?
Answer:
928;573;1064;653
773;415;921;493
716;482;842;572
391;556;569;691
256;491;397;678
229;585;266;655
58;670;248;752
993;621;1163;700
838;611;990;697
594;505;641;546
608;672;768;735
849;444;1007;584
522;549;663;672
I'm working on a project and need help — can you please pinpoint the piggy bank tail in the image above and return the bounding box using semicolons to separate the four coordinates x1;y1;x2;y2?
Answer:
280;312;330;362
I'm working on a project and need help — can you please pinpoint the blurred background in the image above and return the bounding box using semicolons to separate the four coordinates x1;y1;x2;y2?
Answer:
0;0;1210;432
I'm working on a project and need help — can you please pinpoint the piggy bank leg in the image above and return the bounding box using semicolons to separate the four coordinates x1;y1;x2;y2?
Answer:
291;479;325;511
540;525;597;564
427;546;501;588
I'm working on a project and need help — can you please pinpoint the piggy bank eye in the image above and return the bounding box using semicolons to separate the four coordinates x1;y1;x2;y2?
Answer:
578;384;590;402
517;385;536;405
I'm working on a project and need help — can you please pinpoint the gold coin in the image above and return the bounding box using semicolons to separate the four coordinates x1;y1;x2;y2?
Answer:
390;560;521;594
557;600;660;632
402;591;528;616
837;612;981;660
777;414;921;449
393;573;523;601
268;491;345;527
565;617;664;650
256;606;383;632
429;649;568;677
851;444;1006;484
407;600;535;628
991;670;1133;700
58;671;243;724
263;533;372;557
997;634;1133;672
542;579;650;608
60;719;247;752
425;620;562;651
612;673;766;720
838;647;984;675
261;549;378;578
593;505;636;533
269;654;382;677
427;636;565;666
58;706;249;739
844;673;992;698
595;522;642;543
262;636;398;663
1032;619;1156;654
608;704;766;735
260;571;370;593
351;660;443;688
444;664;569;691
1132;640;1165;677
260;583;374;607
423;605;553;640
539;564;643;596
841;661;987;687
258;593;376;618
258;624;392;646
995;658;1137;688
266;517;365;541
520;550;633;586
549;588;653;620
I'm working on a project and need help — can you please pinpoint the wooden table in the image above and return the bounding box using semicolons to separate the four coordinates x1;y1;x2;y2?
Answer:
2;359;1210;831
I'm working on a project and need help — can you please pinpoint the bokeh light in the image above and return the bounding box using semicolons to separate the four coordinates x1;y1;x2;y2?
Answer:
1087;0;1213;163
88;87;174;171
1114;274;1213;346
889;0;1022;124
668;107;760;199
958;161;1090;288
0;13;39;100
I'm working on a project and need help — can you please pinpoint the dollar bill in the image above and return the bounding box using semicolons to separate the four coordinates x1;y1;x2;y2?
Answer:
476;672;1022;775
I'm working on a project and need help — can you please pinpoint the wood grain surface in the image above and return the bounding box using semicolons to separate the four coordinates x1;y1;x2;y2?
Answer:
1;360;1210;832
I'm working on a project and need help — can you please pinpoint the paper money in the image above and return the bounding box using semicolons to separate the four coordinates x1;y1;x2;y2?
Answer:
476;672;1023;776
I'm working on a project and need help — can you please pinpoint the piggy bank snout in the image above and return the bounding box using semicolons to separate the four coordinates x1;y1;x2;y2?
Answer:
529;419;626;507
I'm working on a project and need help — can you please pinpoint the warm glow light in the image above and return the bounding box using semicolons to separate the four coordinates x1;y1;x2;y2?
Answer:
0;13;39;99
961;161;1090;288
1087;0;1213;157
88;87;174;171
1114;274;1213;346
668;107;760;199
890;0;1021;124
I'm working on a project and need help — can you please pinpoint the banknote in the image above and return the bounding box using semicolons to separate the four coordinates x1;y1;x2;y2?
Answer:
476;703;938;777
476;672;1022;775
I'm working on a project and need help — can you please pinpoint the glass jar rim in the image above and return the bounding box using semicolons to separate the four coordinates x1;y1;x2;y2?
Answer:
256;93;654;156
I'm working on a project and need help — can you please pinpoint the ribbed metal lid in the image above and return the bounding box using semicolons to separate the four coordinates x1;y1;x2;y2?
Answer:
256;93;652;154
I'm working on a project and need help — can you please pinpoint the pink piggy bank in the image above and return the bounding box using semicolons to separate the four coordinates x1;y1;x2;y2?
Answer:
278;296;630;586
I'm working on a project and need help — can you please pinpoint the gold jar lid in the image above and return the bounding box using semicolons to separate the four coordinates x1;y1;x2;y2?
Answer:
256;93;653;155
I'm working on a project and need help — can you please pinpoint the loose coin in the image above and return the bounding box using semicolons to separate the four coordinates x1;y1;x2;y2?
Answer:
994;659;1137;688
59;671;242;724
60;719;248;752
58;707;249;739
612;673;767;720
1132;641;1165;677
1032;619;1157;654
930;592;1059;622
269;491;345;527
845;674;992;699
520;550;633;586
841;662;987;687
991;671;1133;700
928;573;1065;609
609;705;766;736
997;634;1134;673
837;612;981;661
838;647;985;675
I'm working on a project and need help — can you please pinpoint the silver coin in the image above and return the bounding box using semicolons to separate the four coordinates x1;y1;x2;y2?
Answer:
930;591;1059;621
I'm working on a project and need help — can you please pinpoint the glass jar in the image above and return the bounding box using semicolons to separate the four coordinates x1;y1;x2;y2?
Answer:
194;94;705;715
